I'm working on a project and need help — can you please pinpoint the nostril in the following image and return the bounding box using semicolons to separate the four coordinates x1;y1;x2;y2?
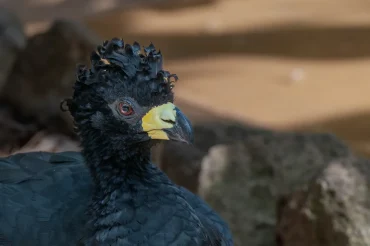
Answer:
160;107;176;124
161;119;175;124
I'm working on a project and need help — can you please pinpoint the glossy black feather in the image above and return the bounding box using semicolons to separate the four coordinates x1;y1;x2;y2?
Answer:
0;152;91;245
0;151;232;245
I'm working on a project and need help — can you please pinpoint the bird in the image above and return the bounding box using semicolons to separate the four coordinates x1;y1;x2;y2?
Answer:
0;38;233;246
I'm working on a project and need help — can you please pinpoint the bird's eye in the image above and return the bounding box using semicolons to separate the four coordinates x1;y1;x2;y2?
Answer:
118;102;134;116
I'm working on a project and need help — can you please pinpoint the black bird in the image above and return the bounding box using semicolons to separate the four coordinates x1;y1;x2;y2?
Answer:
0;39;233;246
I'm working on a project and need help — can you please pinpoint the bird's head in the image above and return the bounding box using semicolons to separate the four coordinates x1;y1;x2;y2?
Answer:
62;38;193;151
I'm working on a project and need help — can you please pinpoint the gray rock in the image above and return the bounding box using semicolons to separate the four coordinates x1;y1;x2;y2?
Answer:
156;121;270;193
277;157;370;246
0;8;26;91
157;122;351;194
0;20;100;134
155;141;204;193
0;104;37;153
156;121;354;246
199;143;276;246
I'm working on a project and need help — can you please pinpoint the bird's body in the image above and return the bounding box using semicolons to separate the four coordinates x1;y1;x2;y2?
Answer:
0;39;233;245
0;151;231;245
0;152;90;245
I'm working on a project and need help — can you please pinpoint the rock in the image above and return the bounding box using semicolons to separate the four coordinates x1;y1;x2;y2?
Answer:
199;143;276;246
276;157;370;246
0;130;81;157
0;104;37;154
155;121;355;246
157;121;351;193
155;142;204;193
156;121;269;193
0;8;26;91
11;131;80;155
0;20;100;135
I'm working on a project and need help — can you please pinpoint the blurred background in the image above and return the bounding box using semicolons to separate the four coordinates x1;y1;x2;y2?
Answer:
1;0;370;245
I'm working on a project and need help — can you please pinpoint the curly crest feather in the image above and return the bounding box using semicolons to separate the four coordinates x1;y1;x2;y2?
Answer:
61;38;178;119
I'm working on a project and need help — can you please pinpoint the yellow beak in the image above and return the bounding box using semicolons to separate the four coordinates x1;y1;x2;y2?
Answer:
141;102;193;143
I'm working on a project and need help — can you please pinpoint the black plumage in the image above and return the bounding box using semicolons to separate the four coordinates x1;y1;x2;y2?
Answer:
0;38;233;246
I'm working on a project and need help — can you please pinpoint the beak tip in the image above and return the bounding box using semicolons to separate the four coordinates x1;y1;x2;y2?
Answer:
163;107;193;144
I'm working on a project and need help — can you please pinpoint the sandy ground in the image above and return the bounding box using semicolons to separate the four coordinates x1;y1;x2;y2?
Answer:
23;0;370;156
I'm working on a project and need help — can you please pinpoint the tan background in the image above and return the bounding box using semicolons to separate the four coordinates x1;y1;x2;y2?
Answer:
22;0;370;156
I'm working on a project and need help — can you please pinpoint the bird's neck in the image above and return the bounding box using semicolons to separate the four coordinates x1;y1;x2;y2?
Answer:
80;130;168;198
84;145;150;190
79;132;172;243
86;150;150;190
